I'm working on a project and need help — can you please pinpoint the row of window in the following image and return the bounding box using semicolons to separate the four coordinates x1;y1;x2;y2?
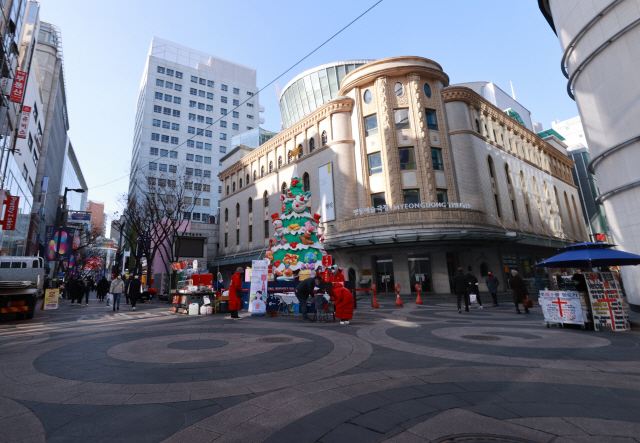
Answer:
156;66;183;78
188;101;214;112
153;120;180;131
368;188;448;212
363;108;438;137
151;133;179;144
183;197;211;206
155;91;182;104
156;79;182;91
184;212;210;222
149;147;178;158
363;82;432;104
185;141;213;150
187;127;213;137
184;182;212;192
220;121;240;130
190;75;214;87
185;154;212;163
367;147;444;175
190;88;214;100
186;168;211;177
153;105;181;117
148;163;178;173
189;114;212;124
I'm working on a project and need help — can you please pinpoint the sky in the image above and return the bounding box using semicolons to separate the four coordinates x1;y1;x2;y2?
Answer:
36;0;578;233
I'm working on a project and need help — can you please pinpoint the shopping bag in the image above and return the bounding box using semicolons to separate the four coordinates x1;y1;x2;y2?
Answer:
106;293;113;306
469;293;477;304
523;298;533;309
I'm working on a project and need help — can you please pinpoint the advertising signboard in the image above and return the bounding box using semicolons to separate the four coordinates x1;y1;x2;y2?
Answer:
17;105;30;139
586;271;629;331
539;291;584;325
2;196;20;230
10;70;27;103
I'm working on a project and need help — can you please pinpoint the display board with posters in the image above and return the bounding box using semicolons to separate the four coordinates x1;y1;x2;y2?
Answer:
586;271;630;331
248;260;268;315
539;291;584;325
42;289;60;310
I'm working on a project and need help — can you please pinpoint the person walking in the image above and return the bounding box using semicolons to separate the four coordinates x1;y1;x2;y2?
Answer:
467;272;483;309
330;282;354;325
508;270;530;314
124;276;131;305
73;278;86;307
228;267;244;319
83;278;91;306
96;277;109;302
128;274;143;311
453;268;470;314
486;271;500;307
67;278;77;305
295;275;322;322
110;274;125;311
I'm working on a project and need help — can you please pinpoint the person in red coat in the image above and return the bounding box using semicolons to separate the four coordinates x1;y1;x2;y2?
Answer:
229;267;244;319
328;265;345;283
330;282;353;325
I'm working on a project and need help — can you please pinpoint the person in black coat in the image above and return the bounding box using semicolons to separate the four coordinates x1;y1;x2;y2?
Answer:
96;277;109;302
453;268;470;314
128;274;143;311
295;275;322;322
467;272;483;309
508;270;530;314
71;278;86;306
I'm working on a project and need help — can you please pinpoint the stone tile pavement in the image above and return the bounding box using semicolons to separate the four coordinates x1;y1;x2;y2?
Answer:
1;294;640;442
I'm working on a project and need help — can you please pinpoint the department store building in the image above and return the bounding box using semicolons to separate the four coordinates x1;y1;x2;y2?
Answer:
214;57;586;295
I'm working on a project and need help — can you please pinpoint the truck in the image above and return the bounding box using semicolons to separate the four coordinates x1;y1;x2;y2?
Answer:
0;256;45;321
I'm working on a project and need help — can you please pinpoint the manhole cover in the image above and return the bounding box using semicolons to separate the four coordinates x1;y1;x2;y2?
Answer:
447;320;472;323
461;335;501;341
434;435;538;443
258;337;292;343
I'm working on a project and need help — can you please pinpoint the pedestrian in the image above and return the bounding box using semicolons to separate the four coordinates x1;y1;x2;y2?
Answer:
328;265;345;283
96;276;109;302
110;274;125;311
128;274;143;311
67;278;76;305
534;275;546;299
83;278;91;306
467;272;483;309
295;275;322;322
228;267;243;319
124;276;131;305
453;268;470;314
329;282;354;325
485;271;500;307
508;270;530;314
73;278;86;306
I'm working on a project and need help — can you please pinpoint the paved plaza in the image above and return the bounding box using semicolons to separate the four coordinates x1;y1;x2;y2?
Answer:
1;297;640;443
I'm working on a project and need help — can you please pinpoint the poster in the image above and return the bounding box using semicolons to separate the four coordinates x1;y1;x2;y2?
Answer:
17;105;30;138
539;291;584;325
44;226;76;260
318;162;335;222
586;271;629;331
248;260;268;314
42;289;60;310
2;196;20;230
10;70;26;103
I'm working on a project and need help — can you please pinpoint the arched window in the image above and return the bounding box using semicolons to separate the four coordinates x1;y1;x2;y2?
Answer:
236;203;240;218
564;191;575;237
487;156;501;218
553;186;566;235
239;178;242;189
281;182;287;195
487;157;495;178
224;208;228;222
571;195;584;238
424;83;432;98
287;150;293;164
520;171;533;225
253;170;257;181
532;176;545;231
226;185;229;195
504;164;511;184
321;130;327;146
246;173;250;184
263;191;269;207
485;124;489;138
232;182;236;192
480;262;489;277
248;197;253;213
261;166;265;177
303;172;310;193
505;164;517;221
475;119;481;133
348;268;356;282
278;156;282;168
269;161;273;173
309;138;315;153
297;144;303;159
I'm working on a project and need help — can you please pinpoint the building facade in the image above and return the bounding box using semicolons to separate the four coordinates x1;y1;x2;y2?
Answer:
538;0;640;310
86;200;105;236
129;37;263;224
216;56;586;294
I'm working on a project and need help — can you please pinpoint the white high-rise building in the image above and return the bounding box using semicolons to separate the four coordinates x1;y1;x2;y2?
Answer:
129;37;262;222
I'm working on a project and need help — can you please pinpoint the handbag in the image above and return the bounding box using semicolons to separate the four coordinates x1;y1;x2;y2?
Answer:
469;293;477;303
523;298;533;309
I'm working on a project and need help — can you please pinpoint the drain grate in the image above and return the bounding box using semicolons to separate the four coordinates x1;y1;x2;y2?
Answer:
461;335;501;341
258;337;292;343
434;435;538;443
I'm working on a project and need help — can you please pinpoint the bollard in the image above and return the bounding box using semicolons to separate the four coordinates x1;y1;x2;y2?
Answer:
395;284;403;307
371;284;379;309
415;284;423;304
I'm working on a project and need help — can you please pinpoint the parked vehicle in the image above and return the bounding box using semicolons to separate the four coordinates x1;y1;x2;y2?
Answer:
0;257;44;321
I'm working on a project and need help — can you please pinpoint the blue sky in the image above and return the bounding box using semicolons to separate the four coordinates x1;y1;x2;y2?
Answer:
38;0;576;229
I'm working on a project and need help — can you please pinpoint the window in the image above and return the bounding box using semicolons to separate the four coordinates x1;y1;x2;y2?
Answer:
235;203;240;217
278;156;282;168
233;111;239;118
425;108;438;130
196;141;203;149
169;165;177;173
263;191;269;206
221;84;228;91
166;69;174;76
206;105;213;112
149;162;158;170
186;168;193;175
176;71;183;79
226;185;229;195
264;219;269;239
368;152;382;175
204;117;212;124
253;170;257;181
197;128;204;135
198;90;205;97
236;229;240;245
157;66;165;74
220;133;227;140
155;92;163;100
247;91;254;96
164;94;172;102
148;177;156;186
233;99;239;106
247;102;254;107
394;109;410;130
172;123;179;131
431;148;444;170
261;166;265;177
204;170;211;178
162;121;170;129
424;83;432;98
188;126;195;134
32;150;38;164
204;184;210;192
224;232;228;247
167;179;175;187
364;89;372;103
173;110;180;117
174;84;182;92
205;130;212;137
207;92;213;100
399;147;416;170
189;100;196;107
194;198;201;206
511;199;518;221
220;121;227;128
164;107;172;115
246;114;253;119
195;169;203;177
160;149;168;157
174;97;181;104
186;154;194;161
487;156;495;178
197;100;204;108
246;173;250;184
436;189;448;203
371;192;386;211
204;157;211;164
205;143;212;151
187;140;195;148
190;88;197;96
233;88;239;95
232;123;239;130
403;189;420;205
303;173;310;192
191;76;198;83
494;194;502;218
221;96;227;103
248;225;253;242
207;80;214;87
309;138;315;153
199;78;206;85
151;133;160;141
156;79;164;87
394;82;404;96
191;213;201;221
505;164;512;184
475;119;481;133
153;119;161;127
287;150;293;164
195;155;203;163
269;161;273;173
159;164;167;172
166;82;173;89
150;147;159;155
220;146;226;153
204;199;210;207
221;108;227;115
197;115;204;123
154;105;162;113
321;131;327;146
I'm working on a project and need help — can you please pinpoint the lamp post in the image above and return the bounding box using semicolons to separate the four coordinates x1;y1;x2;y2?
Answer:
54;187;85;279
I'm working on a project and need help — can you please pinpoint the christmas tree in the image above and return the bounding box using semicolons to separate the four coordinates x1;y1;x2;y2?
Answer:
266;176;326;280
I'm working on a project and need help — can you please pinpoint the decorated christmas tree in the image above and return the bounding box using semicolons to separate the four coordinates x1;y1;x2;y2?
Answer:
266;176;326;280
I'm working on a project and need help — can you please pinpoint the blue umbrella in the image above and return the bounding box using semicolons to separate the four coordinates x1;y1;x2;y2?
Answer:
534;242;640;268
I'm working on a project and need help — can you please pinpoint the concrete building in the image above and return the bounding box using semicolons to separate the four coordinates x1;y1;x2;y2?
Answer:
215;56;586;295
129;37;263;224
60;141;87;213
538;0;640;311
86;200;106;236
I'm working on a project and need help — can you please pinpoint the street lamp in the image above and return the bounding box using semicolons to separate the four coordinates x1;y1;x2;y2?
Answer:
54;187;86;279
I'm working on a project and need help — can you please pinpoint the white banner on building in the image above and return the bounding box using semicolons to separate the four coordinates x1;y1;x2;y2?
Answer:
17;105;31;139
318;162;335;222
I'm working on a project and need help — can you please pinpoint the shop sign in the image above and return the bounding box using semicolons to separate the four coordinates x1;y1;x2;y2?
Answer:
70;213;91;221
3;196;20;230
596;233;606;242
539;291;584;325
10;70;27;103
353;202;471;216
17;105;30;138
585;271;629;331
42;289;60;310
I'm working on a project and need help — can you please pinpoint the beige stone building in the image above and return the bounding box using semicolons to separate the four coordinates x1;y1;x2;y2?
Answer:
214;56;586;295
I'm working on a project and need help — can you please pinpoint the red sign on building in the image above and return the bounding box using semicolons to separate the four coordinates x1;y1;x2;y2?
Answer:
596;233;606;242
17;105;31;139
3;196;20;231
10;71;27;103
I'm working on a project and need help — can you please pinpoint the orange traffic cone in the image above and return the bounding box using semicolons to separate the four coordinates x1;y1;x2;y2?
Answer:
415;284;423;304
395;284;403;306
371;284;379;309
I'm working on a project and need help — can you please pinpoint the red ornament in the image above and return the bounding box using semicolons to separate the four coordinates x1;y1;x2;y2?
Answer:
290;241;298;249
291;178;299;186
274;260;281;267
282;205;286;212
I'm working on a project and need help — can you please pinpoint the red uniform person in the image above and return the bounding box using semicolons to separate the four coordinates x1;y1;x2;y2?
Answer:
330;282;354;325
229;267;243;319
328;265;345;283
